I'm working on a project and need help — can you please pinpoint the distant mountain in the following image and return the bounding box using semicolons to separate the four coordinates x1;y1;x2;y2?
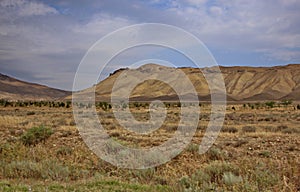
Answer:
0;73;70;101
70;63;300;102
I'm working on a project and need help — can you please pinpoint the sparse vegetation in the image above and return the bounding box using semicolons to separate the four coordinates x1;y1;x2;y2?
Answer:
281;99;293;106
242;126;256;133
20;125;53;146
265;101;276;108
221;126;238;133
0;103;299;191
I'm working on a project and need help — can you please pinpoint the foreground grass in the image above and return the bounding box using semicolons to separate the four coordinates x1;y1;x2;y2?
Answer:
0;105;299;191
0;179;171;192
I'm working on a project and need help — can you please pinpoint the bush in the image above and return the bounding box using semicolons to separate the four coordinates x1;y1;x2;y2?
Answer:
56;146;73;156
253;166;279;191
204;161;240;184
223;172;243;186
281;100;292;106
20;125;53;146
242;126;256;133
265;101;276;108
2;160;71;181
131;168;156;184
206;147;225;161
264;125;289;132
178;161;240;191
282;128;300;134
2;160;42;179
221;127;238;133
186;143;199;153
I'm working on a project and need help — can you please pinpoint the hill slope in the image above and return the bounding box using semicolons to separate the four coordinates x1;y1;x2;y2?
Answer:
3;64;300;102
75;64;300;102
0;73;70;101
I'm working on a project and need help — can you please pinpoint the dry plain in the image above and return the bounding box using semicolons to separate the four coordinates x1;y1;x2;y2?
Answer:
0;102;299;191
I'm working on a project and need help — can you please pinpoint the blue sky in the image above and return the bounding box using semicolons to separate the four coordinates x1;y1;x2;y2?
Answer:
0;0;299;90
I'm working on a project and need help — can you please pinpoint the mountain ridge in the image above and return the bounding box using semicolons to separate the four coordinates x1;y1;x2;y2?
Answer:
1;64;300;101
0;73;70;101
87;63;300;102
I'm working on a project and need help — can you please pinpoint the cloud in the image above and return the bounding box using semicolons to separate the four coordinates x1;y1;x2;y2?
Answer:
164;0;300;63
0;0;299;90
72;13;134;35
0;0;58;16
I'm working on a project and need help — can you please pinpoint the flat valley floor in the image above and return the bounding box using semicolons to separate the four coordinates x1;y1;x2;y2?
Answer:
0;103;299;191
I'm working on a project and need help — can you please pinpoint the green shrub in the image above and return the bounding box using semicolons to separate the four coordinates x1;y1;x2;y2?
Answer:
186;143;199;153
206;147;225;161
253;167;279;191
265;101;276;108
2;160;42;179
2;160;71;181
204;161;239;184
178;161;240;191
20;125;53;146
223;172;243;186
131;168;156;184
281;100;292;106
258;150;271;158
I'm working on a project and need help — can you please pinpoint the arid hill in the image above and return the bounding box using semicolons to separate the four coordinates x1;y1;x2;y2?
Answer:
71;64;300;102
2;64;300;101
0;73;70;101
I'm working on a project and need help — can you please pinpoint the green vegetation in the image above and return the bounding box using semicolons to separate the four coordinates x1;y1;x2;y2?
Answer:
281;100;292;106
0;100;73;108
178;160;281;192
0;103;299;191
265;101;276;108
0;179;171;192
20;125;53;146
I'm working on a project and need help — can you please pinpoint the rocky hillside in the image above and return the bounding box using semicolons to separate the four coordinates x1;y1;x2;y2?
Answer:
82;64;300;101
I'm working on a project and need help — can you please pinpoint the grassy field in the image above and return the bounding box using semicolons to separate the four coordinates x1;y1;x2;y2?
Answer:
0;102;299;191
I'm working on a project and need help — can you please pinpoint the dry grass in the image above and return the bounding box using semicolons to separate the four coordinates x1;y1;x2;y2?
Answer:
0;103;299;191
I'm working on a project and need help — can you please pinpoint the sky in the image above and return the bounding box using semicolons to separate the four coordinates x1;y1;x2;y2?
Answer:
0;0;299;90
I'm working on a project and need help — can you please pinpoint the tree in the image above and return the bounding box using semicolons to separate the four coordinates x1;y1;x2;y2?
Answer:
281;100;292;106
265;101;275;108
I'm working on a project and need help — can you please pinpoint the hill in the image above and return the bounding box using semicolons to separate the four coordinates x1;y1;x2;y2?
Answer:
0;73;70;101
2;64;300;102
71;64;300;102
